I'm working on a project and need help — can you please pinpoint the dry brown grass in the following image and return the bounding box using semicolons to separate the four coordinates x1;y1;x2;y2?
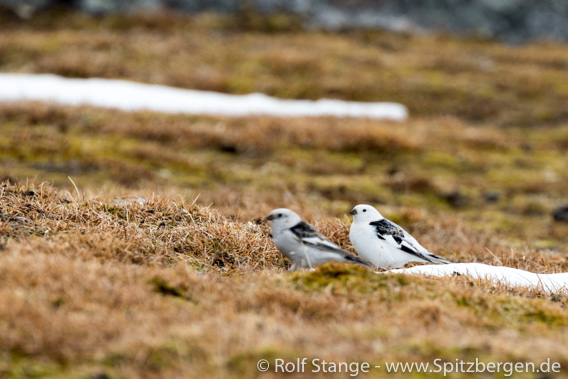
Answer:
2;12;568;125
0;100;566;252
0;181;280;271
1;181;567;377
1;11;568;377
0;102;416;154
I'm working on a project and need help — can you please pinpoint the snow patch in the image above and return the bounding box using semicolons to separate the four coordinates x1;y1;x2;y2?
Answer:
0;73;408;120
389;263;568;294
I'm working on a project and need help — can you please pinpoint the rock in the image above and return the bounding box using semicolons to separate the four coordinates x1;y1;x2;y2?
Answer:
0;0;53;18
522;142;533;153
483;191;500;203
77;0;163;14
1;0;568;43
305;0;568;43
439;191;469;208
552;205;568;223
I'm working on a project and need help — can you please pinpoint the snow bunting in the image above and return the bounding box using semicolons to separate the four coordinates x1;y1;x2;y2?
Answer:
349;204;450;269
267;208;372;271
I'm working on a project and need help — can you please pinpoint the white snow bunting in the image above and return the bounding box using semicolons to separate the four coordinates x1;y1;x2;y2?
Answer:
349;204;450;269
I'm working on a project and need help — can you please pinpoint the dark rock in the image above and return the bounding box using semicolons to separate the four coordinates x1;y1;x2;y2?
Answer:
439;191;469;208
1;0;568;43
0;0;53;18
387;165;400;177
219;144;238;154
552;205;568;223
164;0;238;13
305;0;568;43
77;0;162;14
522;142;533;153
483;191;500;203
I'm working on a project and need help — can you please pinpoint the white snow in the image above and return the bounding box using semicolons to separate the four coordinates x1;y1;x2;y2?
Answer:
0;73;408;120
389;263;568;294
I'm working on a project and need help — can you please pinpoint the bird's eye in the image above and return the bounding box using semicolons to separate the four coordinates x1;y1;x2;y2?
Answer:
278;213;283;217
363;209;367;212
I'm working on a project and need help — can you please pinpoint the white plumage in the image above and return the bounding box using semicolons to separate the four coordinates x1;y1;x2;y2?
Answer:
267;208;372;271
349;204;450;269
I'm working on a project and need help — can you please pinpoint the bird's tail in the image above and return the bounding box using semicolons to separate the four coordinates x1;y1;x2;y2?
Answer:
429;254;451;265
345;253;374;268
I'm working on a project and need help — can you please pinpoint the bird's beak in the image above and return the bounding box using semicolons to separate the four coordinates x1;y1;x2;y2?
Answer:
266;214;275;221
349;209;357;215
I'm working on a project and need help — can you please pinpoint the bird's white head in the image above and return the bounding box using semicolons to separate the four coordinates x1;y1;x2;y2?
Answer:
349;204;383;222
266;208;302;230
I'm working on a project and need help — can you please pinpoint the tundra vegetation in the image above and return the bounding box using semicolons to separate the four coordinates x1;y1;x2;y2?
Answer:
0;10;567;378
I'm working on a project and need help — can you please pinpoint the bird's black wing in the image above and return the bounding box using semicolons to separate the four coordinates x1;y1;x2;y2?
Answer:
340;252;374;268
290;221;345;253
291;222;372;268
369;219;442;263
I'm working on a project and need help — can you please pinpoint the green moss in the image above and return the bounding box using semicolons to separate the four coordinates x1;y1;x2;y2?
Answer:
0;354;119;379
144;344;179;371
456;294;568;329
521;307;567;327
289;263;426;299
420;151;463;172
1;358;63;378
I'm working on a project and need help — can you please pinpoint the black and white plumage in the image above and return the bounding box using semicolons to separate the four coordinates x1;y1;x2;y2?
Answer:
349;204;450;269
267;208;372;271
